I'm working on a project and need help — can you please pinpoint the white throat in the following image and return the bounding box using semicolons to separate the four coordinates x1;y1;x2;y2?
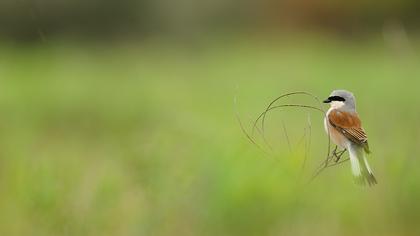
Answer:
330;101;345;109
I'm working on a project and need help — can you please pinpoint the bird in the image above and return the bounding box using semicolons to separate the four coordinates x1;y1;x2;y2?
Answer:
323;90;377;186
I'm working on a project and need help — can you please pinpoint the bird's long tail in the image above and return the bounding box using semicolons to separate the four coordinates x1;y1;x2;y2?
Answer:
348;144;377;186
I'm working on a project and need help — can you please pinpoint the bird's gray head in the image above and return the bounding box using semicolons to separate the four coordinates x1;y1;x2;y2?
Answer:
323;90;356;111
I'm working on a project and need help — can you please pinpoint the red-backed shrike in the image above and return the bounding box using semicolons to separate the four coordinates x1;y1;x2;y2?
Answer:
323;90;377;186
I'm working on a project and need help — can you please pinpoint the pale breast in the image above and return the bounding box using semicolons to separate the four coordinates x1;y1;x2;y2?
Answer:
324;109;350;148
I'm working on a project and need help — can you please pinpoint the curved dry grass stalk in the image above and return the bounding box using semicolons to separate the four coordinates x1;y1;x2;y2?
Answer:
299;113;311;183
234;96;268;154
309;147;348;183
282;120;292;153
236;90;350;183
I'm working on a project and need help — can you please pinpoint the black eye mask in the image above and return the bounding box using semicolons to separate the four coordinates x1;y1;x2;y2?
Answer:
323;96;346;103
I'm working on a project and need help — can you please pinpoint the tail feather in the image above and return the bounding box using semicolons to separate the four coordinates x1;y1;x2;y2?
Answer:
362;154;377;186
348;144;377;186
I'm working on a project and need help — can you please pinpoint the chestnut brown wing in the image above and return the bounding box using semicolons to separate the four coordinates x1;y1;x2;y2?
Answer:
328;110;368;146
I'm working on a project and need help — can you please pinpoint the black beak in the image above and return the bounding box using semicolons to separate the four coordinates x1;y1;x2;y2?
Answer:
323;98;332;103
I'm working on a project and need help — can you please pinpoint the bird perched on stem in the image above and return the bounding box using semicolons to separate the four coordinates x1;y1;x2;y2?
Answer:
323;90;377;186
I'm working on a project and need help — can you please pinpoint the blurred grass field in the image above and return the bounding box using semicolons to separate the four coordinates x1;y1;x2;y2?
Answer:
0;34;420;236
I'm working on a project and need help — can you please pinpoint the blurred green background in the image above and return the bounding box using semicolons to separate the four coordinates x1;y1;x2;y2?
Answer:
1;1;420;236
